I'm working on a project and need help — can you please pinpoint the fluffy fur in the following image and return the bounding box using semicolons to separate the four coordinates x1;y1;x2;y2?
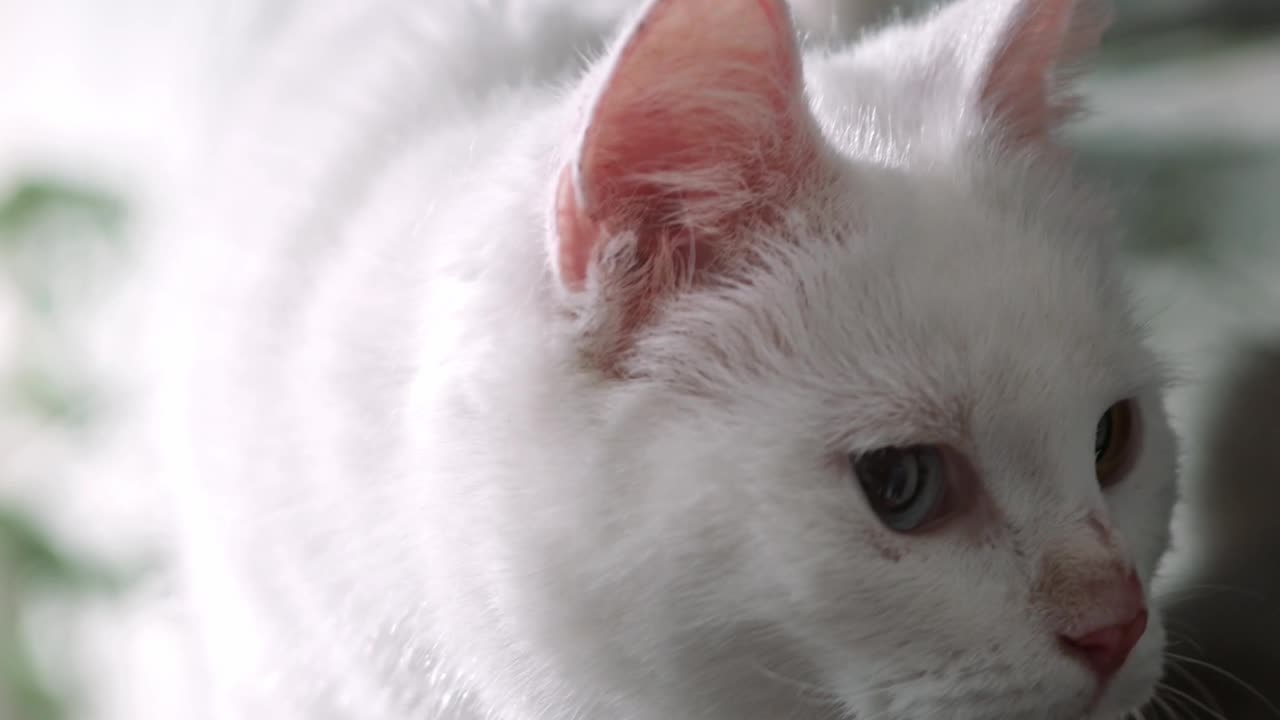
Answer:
147;1;1179;718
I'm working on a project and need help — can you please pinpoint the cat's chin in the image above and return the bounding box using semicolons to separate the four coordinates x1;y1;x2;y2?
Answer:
1085;679;1159;720
836;665;1160;720
1054;666;1161;720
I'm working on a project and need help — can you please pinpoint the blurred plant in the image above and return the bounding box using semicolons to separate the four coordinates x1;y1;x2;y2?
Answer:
0;176;129;720
0;507;123;720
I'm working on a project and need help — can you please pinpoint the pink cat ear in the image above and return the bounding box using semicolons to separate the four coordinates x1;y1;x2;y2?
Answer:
979;0;1110;143
555;0;822;292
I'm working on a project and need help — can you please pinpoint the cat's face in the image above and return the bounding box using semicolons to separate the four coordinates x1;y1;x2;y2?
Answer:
613;168;1177;718
532;0;1177;718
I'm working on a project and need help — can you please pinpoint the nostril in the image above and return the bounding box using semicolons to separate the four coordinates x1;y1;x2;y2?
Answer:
1058;609;1149;681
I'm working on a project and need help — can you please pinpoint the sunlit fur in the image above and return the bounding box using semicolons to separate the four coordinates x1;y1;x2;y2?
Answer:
150;1;1178;719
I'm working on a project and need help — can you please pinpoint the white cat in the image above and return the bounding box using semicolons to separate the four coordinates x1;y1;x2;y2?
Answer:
147;0;1180;718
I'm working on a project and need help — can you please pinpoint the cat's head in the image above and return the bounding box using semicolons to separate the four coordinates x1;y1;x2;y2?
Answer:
526;0;1177;717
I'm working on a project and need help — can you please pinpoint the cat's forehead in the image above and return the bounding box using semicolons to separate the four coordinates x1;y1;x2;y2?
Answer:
655;166;1152;449
861;183;1137;377
807;174;1150;430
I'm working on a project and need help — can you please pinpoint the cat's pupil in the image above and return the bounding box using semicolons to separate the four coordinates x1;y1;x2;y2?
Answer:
1095;410;1113;461
882;456;920;509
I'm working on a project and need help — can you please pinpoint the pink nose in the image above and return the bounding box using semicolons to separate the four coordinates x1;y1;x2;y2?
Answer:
1058;608;1148;680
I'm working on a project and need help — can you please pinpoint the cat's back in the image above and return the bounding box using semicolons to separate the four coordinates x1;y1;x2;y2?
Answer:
174;0;619;420
164;0;619;540
139;6;619;717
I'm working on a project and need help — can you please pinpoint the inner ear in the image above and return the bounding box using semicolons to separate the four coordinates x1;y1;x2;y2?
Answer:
978;0;1110;144
553;0;825;294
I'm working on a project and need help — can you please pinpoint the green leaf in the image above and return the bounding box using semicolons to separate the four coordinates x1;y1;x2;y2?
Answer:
0;180;125;243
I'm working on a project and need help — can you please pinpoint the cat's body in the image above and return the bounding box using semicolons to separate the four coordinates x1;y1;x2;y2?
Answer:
146;1;1179;718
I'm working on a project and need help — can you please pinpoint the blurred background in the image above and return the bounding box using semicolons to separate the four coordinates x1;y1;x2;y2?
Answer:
0;0;1277;718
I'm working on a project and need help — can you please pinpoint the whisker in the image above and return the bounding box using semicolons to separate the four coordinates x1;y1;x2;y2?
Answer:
1160;692;1189;720
840;671;929;705
1163;624;1209;656
1157;676;1192;717
1163;651;1280;718
1148;688;1181;720
1150;696;1179;720
1163;657;1226;719
752;661;836;701
1157;582;1267;604
1159;682;1229;720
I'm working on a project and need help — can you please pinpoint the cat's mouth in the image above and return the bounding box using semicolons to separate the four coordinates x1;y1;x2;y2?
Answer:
1080;670;1162;720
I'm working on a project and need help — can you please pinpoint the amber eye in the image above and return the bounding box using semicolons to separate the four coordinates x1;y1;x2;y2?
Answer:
1095;400;1138;487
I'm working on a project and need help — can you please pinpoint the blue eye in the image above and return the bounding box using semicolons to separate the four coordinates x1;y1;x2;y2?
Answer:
852;446;947;532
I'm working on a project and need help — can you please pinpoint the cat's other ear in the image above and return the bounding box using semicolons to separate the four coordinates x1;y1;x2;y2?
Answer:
979;0;1109;143
553;0;825;294
948;0;1109;145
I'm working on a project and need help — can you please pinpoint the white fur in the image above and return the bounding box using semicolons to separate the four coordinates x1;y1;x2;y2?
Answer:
145;1;1179;719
